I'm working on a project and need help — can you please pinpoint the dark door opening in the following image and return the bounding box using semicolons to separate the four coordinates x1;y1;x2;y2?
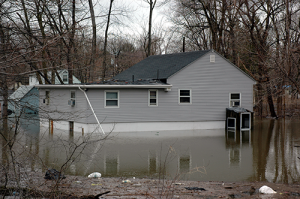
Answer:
227;117;236;129
241;113;250;130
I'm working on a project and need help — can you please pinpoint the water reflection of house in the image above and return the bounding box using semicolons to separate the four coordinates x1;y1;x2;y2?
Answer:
179;155;191;174
104;153;120;176
148;150;157;174
26;128;255;181
226;130;251;167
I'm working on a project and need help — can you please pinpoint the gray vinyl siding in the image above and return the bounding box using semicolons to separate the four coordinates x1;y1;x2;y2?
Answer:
39;52;255;124
167;52;255;121
39;88;90;121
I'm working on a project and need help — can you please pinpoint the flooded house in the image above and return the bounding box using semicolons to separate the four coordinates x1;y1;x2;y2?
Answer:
8;85;39;117
35;50;256;134
8;70;81;118
29;69;81;85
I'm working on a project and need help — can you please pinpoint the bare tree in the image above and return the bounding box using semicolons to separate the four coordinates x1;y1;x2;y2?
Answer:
143;0;169;57
102;0;115;81
88;0;97;81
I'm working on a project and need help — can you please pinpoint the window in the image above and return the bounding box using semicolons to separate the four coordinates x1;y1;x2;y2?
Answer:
45;91;50;105
179;89;191;104
68;91;76;106
210;55;215;63
149;90;158;106
229;93;241;107
105;91;119;108
63;74;68;83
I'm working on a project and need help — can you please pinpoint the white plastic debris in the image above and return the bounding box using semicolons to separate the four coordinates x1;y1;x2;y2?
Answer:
259;185;277;194
122;179;131;183
132;183;142;187
88;172;101;178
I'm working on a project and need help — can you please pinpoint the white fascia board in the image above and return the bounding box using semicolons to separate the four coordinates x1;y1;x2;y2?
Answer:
35;84;173;90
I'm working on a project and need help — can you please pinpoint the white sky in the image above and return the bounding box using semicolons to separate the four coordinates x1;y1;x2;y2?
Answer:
95;0;172;36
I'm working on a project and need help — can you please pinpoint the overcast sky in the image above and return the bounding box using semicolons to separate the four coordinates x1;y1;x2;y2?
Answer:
95;0;172;36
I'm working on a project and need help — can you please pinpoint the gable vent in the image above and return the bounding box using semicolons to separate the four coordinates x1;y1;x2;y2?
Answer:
210;55;215;63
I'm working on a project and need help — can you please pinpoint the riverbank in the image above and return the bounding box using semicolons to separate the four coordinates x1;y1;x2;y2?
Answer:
1;172;300;198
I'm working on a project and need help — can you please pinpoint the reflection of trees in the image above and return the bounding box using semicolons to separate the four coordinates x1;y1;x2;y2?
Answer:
252;119;300;183
253;119;274;181
273;120;300;183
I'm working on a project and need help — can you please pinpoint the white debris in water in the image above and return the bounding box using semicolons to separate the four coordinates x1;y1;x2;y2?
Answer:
88;172;101;178
259;185;277;194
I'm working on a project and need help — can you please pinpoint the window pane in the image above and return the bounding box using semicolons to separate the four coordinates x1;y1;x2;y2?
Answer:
106;92;118;99
71;91;75;98
150;91;156;98
150;99;156;105
46;91;50;99
231;93;240;99
63;75;68;82
180;97;190;103
180;90;190;96
106;100;118;106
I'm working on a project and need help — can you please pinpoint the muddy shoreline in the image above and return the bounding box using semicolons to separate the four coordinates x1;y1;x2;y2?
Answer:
2;172;300;198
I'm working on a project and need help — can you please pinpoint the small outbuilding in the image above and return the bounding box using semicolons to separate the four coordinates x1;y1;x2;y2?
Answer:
226;107;253;131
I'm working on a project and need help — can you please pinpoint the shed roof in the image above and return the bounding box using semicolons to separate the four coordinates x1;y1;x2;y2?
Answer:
226;107;252;113
113;50;210;81
9;85;34;101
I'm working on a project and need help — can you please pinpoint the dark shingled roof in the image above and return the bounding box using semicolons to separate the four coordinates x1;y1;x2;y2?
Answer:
113;50;210;81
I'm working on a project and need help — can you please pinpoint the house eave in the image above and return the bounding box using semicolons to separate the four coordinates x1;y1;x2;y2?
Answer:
34;84;173;90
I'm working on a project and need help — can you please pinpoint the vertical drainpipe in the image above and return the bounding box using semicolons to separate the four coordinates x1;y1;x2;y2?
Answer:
78;87;105;135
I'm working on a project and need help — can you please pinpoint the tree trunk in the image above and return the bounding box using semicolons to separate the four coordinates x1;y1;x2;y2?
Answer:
88;0;97;82
147;0;153;57
102;0;114;81
266;83;277;118
256;83;263;117
0;21;8;132
68;0;76;85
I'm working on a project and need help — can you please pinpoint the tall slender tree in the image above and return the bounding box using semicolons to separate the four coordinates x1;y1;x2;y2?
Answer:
102;0;114;81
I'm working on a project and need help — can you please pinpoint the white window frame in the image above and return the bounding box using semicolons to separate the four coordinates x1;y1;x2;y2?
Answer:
210;54;215;63
148;90;158;106
45;90;50;105
178;89;192;104
240;113;251;130
63;74;68;83
227;117;236;130
229;93;241;107
68;90;76;107
105;90;119;108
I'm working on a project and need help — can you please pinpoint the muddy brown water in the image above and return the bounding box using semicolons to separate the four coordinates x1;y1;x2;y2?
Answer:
2;117;300;184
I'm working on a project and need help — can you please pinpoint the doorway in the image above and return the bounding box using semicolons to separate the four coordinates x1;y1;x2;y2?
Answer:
240;113;251;130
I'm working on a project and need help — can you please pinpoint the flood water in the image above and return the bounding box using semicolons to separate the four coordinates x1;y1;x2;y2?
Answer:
2;117;300;183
